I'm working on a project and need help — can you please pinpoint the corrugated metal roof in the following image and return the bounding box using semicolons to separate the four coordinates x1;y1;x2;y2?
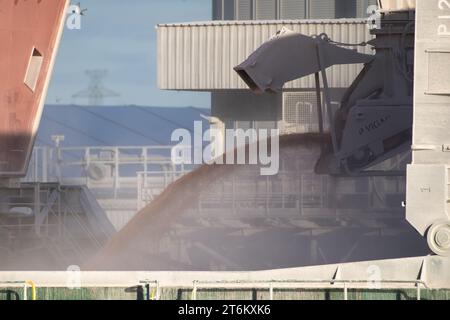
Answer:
157;19;374;91
156;18;369;27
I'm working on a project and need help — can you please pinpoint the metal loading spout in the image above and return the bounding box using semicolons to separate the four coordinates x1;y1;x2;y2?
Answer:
235;7;416;177
234;28;374;94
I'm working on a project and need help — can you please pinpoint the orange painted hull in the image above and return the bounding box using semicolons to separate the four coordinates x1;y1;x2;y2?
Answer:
0;0;68;177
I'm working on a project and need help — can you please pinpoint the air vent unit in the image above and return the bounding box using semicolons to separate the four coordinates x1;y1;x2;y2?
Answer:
282;92;325;134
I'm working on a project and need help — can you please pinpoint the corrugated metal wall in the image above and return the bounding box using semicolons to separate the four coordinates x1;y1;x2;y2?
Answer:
157;20;373;91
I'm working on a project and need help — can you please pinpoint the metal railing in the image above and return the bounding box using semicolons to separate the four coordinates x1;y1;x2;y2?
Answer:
139;280;161;300
25;145;195;200
0;278;430;300
137;170;189;210
191;279;429;301
187;170;406;219
0;281;36;300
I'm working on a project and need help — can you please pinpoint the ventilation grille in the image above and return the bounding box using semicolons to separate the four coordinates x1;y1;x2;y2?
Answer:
237;0;253;19
255;0;277;19
282;92;329;134
280;0;306;19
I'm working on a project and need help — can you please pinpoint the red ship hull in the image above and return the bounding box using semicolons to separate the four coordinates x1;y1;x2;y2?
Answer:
0;0;68;177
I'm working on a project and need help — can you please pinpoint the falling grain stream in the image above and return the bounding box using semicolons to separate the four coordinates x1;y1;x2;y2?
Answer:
88;134;429;271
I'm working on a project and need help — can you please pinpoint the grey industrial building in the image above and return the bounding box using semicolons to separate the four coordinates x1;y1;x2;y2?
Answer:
158;0;377;140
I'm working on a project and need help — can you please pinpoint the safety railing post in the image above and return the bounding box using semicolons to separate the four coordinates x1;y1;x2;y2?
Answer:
34;149;39;182
417;283;421;301
192;281;197;300
144;147;148;178
26;281;37;300
42;146;48;183
343;282;348;301
269;282;274;300
189;280;427;302
156;281;160;300
114;147;119;198
23;283;27;301
85;147;90;187
137;172;142;211
140;280;160;301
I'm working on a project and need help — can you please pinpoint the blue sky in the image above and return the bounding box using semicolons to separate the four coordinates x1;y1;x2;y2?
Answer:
47;0;212;108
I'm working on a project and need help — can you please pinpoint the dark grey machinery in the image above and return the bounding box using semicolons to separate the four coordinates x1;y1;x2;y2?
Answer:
235;0;450;256
235;8;415;177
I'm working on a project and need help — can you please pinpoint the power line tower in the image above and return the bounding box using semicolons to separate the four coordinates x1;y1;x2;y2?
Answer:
72;69;120;106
